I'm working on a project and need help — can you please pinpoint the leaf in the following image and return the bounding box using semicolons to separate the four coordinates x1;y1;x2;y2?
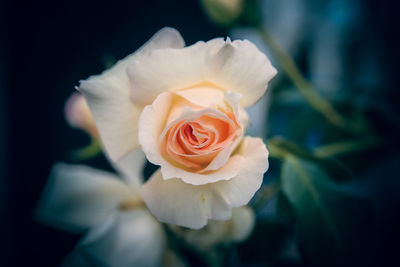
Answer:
281;156;373;267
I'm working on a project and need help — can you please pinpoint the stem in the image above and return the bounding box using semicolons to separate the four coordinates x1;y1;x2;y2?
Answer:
69;138;102;161
267;135;381;160
256;26;366;134
313;136;381;158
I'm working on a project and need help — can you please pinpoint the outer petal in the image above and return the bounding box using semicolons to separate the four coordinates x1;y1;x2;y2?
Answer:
211;137;269;207
64;209;165;267
109;149;146;189
78;27;185;161
35;163;135;232
141;170;232;229
169;206;255;251
141;137;268;229
229;206;255;241
128;38;277;107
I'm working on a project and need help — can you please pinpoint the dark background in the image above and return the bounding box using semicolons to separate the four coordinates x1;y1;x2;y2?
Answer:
1;0;400;266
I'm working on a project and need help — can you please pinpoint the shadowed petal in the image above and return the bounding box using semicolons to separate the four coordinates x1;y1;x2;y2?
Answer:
64;209;165;267
36;163;134;232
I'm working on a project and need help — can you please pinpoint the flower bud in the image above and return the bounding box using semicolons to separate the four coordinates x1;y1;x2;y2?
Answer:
201;0;244;25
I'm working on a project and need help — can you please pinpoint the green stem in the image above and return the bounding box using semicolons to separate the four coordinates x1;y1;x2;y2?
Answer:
267;136;381;160
256;26;366;134
313;136;381;158
69;138;102;161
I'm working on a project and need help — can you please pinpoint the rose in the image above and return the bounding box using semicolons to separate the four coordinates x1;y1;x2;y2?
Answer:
78;27;277;229
201;0;244;25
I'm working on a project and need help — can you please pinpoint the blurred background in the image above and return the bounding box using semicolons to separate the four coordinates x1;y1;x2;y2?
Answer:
1;0;400;266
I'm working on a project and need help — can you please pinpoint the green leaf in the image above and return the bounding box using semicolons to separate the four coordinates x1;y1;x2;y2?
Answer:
281;157;373;267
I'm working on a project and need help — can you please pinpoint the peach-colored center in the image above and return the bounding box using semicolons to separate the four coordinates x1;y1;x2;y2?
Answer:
160;112;240;172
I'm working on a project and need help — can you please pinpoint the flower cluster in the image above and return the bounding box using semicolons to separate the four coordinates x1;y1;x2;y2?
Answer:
37;27;276;266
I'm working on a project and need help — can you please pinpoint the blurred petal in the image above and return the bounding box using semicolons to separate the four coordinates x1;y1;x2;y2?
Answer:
168;206;254;250
69;209;165;267
141;170;232;229
110;149;146;189
78;27;184;162
128;38;276;107
230;206;255;241
64;92;98;137
35;163;134;231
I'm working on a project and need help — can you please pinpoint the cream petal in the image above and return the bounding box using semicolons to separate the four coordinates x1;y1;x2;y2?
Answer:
175;89;249;130
174;86;225;108
141;170;232;229
172;207;254;250
128;37;276;107
35;164;135;232
78;27;185;162
160;154;245;185
211;137;269;207
128;39;221;106
209;39;277;107
110;149;146;189
136;27;185;56
141;138;268;229
72;209;165;267
138;92;173;166
230;206;255;241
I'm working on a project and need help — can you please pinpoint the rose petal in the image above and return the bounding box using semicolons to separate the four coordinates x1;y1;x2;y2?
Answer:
70;209;165;267
174;85;225;107
128;37;277;107
230;206;255;241
160;154;245;185
139;91;247;185
109;149;146;189
138;92;173;166
78;27;185;162
35;163;135;232
211;137;269;207
141;170;232;229
141;137;268;229
64;92;98;137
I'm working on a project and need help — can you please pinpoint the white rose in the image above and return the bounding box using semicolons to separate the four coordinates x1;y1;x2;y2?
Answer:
78;27;277;229
35;151;169;267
